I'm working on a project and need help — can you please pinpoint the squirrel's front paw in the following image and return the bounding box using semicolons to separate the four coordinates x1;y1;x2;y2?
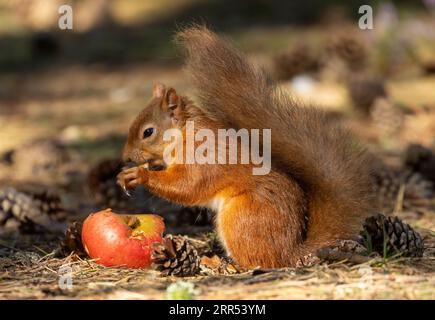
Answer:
117;166;147;192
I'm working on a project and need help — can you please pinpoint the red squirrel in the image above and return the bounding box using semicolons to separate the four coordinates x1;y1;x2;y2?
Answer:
117;26;376;268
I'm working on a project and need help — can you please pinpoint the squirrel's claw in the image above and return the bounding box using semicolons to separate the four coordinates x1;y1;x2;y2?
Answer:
117;173;132;197
117;166;144;196
122;185;132;197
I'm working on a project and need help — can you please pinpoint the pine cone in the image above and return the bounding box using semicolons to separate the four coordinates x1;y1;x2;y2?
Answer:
404;144;435;185
88;159;123;189
348;76;387;114
152;235;200;277
56;221;86;257
328;35;367;71
7;139;80;185
273;43;319;80
370;98;404;137
361;213;424;257
0;187;16;225
195;232;226;257
1;187;43;230
18;185;66;220
87;159;129;210
371;165;433;212
0;187;64;233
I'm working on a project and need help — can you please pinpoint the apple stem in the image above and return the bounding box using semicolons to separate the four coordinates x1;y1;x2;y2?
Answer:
125;216;140;229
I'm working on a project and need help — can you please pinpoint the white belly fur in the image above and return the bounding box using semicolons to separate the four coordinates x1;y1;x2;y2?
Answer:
207;197;225;213
206;197;231;257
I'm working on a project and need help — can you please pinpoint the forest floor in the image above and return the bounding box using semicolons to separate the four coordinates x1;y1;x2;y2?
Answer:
0;229;434;299
0;42;435;299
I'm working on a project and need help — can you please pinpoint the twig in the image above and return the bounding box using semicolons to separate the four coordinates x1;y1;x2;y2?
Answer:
317;248;372;264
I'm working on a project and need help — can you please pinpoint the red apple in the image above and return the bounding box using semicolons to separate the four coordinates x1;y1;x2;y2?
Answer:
81;208;165;268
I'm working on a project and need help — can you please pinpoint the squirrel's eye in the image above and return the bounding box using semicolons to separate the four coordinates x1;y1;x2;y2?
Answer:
143;128;154;139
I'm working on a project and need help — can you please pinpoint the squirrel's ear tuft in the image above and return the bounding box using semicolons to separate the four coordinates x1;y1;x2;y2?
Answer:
163;88;184;124
153;83;166;98
165;88;179;110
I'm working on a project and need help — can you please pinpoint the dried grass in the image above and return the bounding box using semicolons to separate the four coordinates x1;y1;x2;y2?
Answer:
0;225;433;300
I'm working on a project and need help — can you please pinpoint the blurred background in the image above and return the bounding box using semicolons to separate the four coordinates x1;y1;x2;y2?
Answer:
0;0;434;231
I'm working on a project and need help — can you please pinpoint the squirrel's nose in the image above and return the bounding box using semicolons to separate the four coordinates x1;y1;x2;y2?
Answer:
122;147;132;163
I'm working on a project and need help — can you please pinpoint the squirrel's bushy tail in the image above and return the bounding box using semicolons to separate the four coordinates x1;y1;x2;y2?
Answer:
176;26;376;249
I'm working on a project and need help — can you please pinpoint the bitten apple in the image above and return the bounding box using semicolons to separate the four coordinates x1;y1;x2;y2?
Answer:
82;209;165;268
